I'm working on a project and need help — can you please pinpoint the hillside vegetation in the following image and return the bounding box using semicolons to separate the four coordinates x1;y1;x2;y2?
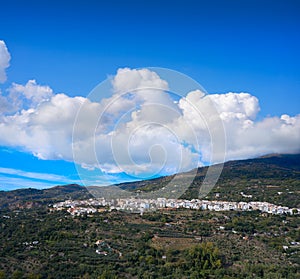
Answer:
0;154;299;278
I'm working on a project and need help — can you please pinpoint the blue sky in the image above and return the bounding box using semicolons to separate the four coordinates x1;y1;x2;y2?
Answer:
0;0;299;190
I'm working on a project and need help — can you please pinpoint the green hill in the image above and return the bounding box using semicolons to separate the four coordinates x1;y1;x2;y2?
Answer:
117;153;300;207
0;154;299;278
0;154;299;209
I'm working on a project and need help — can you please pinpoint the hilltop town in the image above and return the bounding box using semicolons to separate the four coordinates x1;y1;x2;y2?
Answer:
51;197;300;216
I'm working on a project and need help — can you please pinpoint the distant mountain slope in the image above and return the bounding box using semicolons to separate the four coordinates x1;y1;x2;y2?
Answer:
0;184;92;210
208;155;299;187
183;154;300;207
116;154;300;207
0;154;299;209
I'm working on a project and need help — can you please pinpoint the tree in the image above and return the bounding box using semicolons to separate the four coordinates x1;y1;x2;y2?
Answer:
186;242;222;271
12;271;23;279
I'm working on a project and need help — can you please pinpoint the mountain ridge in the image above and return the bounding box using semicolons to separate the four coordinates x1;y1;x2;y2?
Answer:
0;153;299;210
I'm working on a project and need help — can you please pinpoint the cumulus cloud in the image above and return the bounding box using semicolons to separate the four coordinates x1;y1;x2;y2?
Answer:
73;68;188;178
0;40;10;83
0;90;11;114
0;80;53;115
0;44;299;182
0;92;85;160
222;113;300;160
210;92;260;121
9;79;53;105
112;67;169;95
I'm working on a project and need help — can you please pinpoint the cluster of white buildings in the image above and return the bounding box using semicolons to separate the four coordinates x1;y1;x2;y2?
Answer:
51;197;300;216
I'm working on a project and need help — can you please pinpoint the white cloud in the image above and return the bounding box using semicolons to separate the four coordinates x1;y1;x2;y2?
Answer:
209;92;260;121
0;175;58;190
112;67;169;95
0;167;74;182
0;90;11;114
0;92;85;161
0;80;54;115
106;121;199;178
0;40;10;83
222;114;300;160
0;167;81;190
9;79;53;104
0;46;299;181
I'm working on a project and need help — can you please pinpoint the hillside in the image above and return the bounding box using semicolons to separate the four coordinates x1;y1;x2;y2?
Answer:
0;154;299;209
0;184;92;210
183;154;300;208
0;154;299;278
116;154;300;208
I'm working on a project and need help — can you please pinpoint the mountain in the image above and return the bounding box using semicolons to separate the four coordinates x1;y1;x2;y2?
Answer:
0;154;299;278
114;153;300;207
0;154;299;209
0;184;92;210
184;153;300;208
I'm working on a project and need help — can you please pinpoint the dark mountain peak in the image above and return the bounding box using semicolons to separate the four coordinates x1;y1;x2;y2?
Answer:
44;184;85;192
